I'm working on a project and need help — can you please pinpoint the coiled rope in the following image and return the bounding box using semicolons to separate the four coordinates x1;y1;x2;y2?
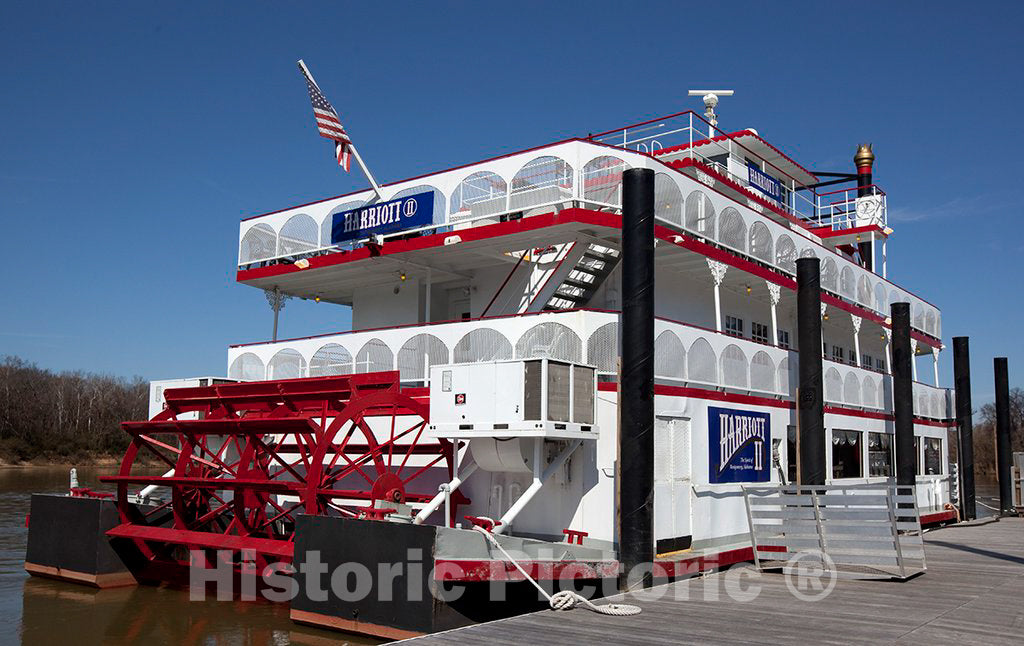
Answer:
471;523;641;616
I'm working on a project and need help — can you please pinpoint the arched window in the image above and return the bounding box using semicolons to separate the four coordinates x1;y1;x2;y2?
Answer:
309;343;353;376
821;257;838;291
654;330;686;379
862;377;879;409
750;351;776;392
228;352;265;381
857;275;873;308
582;156;627;207
397;334;449;381
874;283;887;315
684;190;715;238
720;344;748;388
776;234;796;274
718;207;747;253
515;322;582;363
654;172;683;226
777;357;792;394
509;156;573;211
354;338;393;373
239;223;276;264
825;367;842;402
267;348;306;380
748;222;773;263
450;171;507;221
586;322;619;372
453;328;513;363
844;372;861;406
840;266;856;299
278;213;319;256
687;338;717;383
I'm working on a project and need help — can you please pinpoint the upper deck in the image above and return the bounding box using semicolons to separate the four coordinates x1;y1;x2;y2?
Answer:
235;111;938;340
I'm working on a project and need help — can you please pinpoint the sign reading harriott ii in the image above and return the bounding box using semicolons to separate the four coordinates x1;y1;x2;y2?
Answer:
709;406;771;484
330;190;434;243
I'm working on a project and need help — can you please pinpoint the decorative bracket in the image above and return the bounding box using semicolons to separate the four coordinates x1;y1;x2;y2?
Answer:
851;315;862;334
707;259;728;286
766;281;781;307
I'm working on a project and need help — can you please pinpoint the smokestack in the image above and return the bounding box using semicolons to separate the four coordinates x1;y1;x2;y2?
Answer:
618;167;655;586
952;337;976;520
796;257;825;485
891;303;915;487
855;144;875;268
994;357;1013;514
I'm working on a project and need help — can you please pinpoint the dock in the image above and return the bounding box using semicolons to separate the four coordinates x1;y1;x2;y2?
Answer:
399;517;1024;645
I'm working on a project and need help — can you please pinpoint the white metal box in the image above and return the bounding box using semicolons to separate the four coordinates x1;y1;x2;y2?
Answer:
427;359;597;440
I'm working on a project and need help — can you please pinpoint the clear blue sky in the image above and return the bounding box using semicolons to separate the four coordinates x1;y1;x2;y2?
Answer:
1;2;1020;406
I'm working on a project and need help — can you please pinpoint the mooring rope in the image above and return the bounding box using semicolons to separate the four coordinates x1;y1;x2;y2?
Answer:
471;523;641;616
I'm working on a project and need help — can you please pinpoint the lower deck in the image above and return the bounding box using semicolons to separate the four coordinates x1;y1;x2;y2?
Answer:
400;516;1024;645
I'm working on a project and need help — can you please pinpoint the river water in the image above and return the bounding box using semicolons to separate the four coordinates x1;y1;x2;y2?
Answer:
2;466;374;645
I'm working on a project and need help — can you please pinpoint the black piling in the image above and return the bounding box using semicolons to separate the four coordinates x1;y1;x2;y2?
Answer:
618;167;655;587
891;303;915;487
994;357;1013;514
953;337;976;520
796;257;825;486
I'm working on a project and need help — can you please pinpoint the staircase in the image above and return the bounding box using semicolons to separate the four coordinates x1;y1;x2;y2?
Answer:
542;243;620;311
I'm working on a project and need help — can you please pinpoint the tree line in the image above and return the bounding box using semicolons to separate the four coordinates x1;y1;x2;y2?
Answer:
0;355;148;462
971;387;1024;480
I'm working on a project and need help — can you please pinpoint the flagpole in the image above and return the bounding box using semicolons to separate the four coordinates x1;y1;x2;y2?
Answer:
297;59;385;202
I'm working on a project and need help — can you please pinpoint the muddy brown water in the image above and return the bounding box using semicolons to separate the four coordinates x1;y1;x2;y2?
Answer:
2;466;377;645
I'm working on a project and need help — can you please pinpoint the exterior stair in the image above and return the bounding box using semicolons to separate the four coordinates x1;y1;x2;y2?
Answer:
541;243;620;311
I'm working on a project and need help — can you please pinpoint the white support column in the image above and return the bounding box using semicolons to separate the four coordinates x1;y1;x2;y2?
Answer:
932;347;940;386
820;303;828;357
766;281;781;346
882;238;888;279
707;259;728;332
884;328;892;374
425;267;432;323
911;339;919;381
851;315;862;368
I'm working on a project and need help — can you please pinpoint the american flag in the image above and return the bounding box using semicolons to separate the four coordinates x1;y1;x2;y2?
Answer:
299;63;352;172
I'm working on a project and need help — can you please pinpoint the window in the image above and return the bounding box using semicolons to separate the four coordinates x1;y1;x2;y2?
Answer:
875;358;886;372
831;429;862;479
862;354;873;369
848;349;856;366
924;437;943;475
868;432;893;477
914;436;921;472
831;345;845;363
777;330;790;349
787;426;797;484
752;322;769;344
725;315;744;338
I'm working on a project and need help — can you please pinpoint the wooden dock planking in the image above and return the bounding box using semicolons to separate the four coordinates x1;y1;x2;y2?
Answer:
399;518;1024;645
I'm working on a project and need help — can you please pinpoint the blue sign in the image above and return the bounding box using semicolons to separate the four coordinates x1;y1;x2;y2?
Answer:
708;406;770;484
331;191;435;244
746;162;782;202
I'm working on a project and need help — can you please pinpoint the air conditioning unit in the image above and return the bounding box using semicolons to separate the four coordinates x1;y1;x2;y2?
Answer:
427;359;597;440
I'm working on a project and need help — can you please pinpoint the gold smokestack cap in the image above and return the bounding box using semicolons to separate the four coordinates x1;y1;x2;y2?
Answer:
854;143;875;169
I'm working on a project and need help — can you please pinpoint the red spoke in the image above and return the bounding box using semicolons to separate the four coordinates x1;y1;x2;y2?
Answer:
402;453;447;485
397;421;428;476
387;404;397;470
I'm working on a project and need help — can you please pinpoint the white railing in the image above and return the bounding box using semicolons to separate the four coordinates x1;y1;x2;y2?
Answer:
815;185;888;231
226;309;953;420
236;139;940;339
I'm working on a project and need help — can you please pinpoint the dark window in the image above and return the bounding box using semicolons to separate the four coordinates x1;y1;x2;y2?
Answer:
848;349;857;366
831;429;862;479
752;321;769;344
924;437;943;475
868;432;893;477
862;354;873;369
778;330;791;349
725;316;744;338
831;345;845;363
875;358;886;372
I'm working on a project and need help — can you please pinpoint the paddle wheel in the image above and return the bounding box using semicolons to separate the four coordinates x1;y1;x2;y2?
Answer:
100;372;464;577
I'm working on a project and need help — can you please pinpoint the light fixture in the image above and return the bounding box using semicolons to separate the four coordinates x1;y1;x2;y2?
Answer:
314;294;321;303
823;313;830;321
399;272;407;282
856;235;862;242
746;285;752;294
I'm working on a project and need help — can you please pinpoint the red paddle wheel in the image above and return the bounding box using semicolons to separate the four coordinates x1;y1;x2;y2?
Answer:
100;372;464;578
